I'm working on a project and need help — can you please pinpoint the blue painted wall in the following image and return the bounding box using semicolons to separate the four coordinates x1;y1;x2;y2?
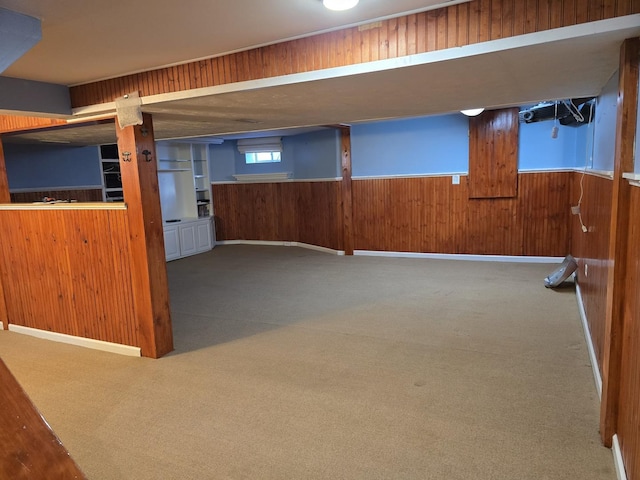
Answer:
210;129;340;181
289;129;340;179
4;143;102;189
350;114;469;177
519;119;586;170
208;142;237;181
592;70;619;172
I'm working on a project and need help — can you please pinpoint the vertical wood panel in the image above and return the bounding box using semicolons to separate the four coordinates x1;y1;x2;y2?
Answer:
618;185;640;480
212;181;343;251
213;173;571;257
468;108;519;199
571;172;613;375
520;171;572;256
0;208;138;345
69;0;638;107
491;0;504;39
600;36;639;447
0;141;9;203
351;172;568;256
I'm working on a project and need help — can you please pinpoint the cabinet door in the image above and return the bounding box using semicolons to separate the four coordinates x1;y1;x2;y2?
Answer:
179;224;197;257
163;226;181;261
195;220;213;252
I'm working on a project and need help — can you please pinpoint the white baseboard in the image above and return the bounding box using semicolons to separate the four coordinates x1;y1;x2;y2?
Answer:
8;324;141;357
216;240;345;255
218;240;284;247
354;250;564;263
575;281;603;398
613;435;628;480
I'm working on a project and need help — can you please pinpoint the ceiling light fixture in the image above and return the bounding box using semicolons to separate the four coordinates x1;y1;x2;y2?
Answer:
460;108;485;117
323;0;359;11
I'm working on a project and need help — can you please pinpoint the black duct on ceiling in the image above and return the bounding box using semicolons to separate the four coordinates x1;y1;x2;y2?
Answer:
519;97;596;126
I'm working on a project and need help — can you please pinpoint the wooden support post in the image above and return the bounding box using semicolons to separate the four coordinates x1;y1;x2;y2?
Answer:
340;127;354;255
600;37;639;447
0;139;10;203
116;113;173;358
0;139;10;329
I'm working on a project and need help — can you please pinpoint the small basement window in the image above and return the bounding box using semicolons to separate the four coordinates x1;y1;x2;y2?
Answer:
245;151;281;164
237;137;283;165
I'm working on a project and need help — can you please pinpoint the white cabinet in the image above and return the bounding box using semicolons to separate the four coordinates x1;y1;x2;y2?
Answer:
196;220;213;252
155;141;215;261
163;217;214;261
163;224;181;261
179;223;198;257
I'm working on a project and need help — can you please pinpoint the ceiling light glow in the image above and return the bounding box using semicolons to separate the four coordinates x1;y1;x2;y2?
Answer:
323;0;359;11
460;108;485;117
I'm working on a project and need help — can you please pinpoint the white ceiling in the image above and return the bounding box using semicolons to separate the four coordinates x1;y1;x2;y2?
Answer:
0;1;638;144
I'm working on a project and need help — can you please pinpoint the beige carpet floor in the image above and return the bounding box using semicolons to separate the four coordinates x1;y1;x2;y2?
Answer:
0;245;613;479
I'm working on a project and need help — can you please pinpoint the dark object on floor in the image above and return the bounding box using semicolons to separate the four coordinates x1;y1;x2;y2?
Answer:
545;255;578;288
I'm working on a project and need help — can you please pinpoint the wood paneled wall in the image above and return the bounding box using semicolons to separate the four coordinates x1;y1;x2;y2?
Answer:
469;108;519;198
9;188;104;203
618;185;640;480
213;181;343;251
212;172;571;257
570;172;613;377
0;115;66;134
0;208;138;346
69;0;640;108
353;172;571;256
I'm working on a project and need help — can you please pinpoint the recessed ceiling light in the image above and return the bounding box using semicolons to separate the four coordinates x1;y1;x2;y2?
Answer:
460;108;485;117
323;0;359;11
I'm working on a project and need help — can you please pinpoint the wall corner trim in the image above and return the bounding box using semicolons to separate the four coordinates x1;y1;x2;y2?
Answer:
575;279;603;398
8;324;141;357
612;435;628;480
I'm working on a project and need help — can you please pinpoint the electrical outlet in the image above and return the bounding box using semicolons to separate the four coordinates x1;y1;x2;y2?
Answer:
452;175;460;185
571;205;580;215
584;264;588;277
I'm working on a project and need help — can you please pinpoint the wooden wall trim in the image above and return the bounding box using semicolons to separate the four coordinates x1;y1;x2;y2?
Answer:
600;36;639;448
69;1;640;108
0;359;87;479
0;140;9;203
116;114;173;358
340;127;354;255
0;139;11;330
